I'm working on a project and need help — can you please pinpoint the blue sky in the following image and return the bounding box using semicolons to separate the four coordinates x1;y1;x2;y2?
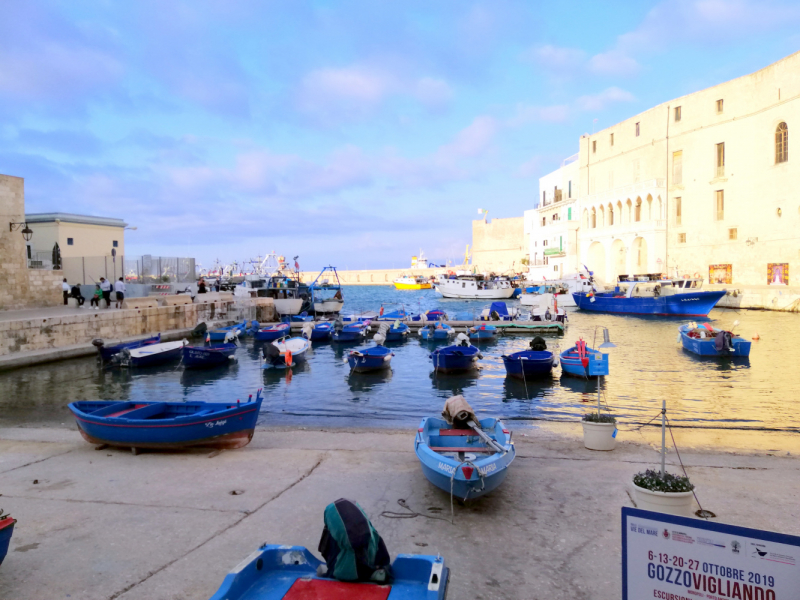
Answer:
3;0;799;271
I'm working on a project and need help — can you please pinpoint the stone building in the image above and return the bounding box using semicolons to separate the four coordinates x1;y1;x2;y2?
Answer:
527;50;799;290
0;174;62;310
25;213;128;262
471;216;528;274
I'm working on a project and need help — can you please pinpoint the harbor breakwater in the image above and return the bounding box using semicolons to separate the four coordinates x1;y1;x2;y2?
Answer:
297;267;446;285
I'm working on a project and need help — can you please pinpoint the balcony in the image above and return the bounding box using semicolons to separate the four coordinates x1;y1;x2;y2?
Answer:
543;247;565;257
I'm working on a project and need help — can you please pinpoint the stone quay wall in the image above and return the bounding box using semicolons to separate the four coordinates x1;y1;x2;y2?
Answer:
0;298;276;357
297;267;447;286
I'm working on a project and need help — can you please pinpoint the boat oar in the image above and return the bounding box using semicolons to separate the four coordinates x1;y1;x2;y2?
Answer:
466;419;505;454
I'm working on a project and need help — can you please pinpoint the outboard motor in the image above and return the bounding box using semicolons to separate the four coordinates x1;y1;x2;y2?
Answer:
427;324;436;337
455;332;470;347
301;322;314;340
544;309;551;321
530;336;547;351
91;338;105;349
262;341;281;363
490;310;500;321
192;322;208;338
334;317;344;333
373;333;386;346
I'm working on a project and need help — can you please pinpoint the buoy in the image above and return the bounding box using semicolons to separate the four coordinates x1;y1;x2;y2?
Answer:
752;333;760;340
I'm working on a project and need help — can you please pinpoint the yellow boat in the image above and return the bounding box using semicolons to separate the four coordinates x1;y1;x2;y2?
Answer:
393;275;432;290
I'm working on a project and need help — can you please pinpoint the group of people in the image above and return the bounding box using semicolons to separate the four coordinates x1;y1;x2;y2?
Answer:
62;277;126;309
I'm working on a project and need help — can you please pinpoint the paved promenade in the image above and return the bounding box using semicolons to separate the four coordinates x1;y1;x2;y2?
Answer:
0;422;797;600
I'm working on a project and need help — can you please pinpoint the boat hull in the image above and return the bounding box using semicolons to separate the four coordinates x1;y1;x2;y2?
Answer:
502;351;555;379
394;281;431;290
208;321;248;341
469;328;496;340
435;284;515;299
347;348;393;372
97;334;161;362
209;546;449;600
313;298;344;313
560;346;609;378
430;345;481;372
182;344;237;369
309;324;333;341
69;397;262;451
125;341;186;368
254;324;290;341
573;290;726;316
272;298;304;315
678;326;752;357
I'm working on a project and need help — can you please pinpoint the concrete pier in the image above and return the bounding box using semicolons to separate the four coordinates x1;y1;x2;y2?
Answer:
0;422;797;600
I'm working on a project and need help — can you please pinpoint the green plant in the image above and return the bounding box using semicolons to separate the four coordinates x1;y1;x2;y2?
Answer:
582;412;616;423
633;469;694;493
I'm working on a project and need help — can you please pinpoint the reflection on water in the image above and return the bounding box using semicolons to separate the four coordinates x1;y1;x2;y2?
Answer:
0;285;798;432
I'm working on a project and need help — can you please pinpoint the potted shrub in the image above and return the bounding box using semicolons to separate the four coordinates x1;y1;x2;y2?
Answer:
582;412;617;451
633;469;695;516
0;508;16;566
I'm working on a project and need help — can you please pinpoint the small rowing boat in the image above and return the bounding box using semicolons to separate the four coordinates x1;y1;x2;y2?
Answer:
419;322;454;340
208;320;250;341
68;391;262;452
93;334;161;362
301;321;333;341
501;350;555;379
678;322;751;357
262;337;310;368
119;340;188;367
468;323;496;340
332;320;371;343
181;343;237;369
348;344;393;372
254;323;290;341
430;337;482;373
208;545;448;600
559;339;609;377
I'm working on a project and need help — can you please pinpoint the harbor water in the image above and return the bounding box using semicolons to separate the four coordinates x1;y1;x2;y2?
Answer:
0;286;798;433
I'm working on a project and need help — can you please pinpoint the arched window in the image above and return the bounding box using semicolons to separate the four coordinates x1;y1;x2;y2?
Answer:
608;203;614;226
634;199;642;222
591;208;597;229
776;122;788;164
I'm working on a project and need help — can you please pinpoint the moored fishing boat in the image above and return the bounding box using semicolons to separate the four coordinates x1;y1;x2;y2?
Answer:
377;320;409;342
262;337;310;368
68;390;263;452
479;301;520;321
430;336;482;372
208;320;250;341
502;339;555;379
415;396;515;501
347;344;394;373
93;334;161;362
118;340;188;368
434;275;514;299
393;274;432;290
308;266;344;314
208;545;448;600
410;309;447;322
419;322;454;340
182;343;237;369
254;323;290;341
468;323;497;340
301;321;333;341
678;322;751;357
559;339;609;377
332;320;371;343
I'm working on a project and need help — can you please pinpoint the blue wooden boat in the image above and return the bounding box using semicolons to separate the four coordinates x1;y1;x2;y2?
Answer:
501;350;554;379
68;390;263;452
573;277;725;317
559;340;609;377
377;307;409;321
120;340;187;368
305;321;333;341
209;320;248;341
384;321;409;341
678;323;751;357
430;344;481;373
209;544;448;600
182;343;237;369
348;345;393;372
254;323;290;341
0;514;15;566
289;312;314;322
94;334;161;362
419;323;454;340
262;337;311;368
332;320;371;343
468;323;496;340
415;416;515;501
410;309;447;322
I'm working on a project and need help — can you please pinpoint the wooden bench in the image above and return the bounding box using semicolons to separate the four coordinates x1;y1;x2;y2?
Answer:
159;294;193;306
122;297;160;310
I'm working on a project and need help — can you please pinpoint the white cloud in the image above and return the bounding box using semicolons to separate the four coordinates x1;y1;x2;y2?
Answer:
525;44;586;71
414;77;454;110
297;66;394;113
588;50;640;77
576;87;636;111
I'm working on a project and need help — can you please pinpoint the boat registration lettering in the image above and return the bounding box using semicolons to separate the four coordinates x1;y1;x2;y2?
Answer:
437;462;455;475
478;463;497;475
205;419;228;428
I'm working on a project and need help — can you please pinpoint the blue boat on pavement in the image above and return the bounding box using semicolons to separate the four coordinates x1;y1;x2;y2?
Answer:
501;350;555;379
348;345;394;372
254;323;290;341
120;340;187;368
209;320;249;341
678;323;751;357
415;416;515;501
332;320;371;343
209;544;448;600
573;277;726;317
420;323;454;341
182;343;237;369
68;390;263;452
469;323;496;340
94;334;161;362
430;343;481;373
559;340;609;377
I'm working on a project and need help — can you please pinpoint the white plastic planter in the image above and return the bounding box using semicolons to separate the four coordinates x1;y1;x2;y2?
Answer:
633;484;696;517
582;420;617;451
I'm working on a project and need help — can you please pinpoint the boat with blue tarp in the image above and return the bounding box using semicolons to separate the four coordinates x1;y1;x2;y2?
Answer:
93;334;161;362
182;343;237;369
573;275;726;317
559;339;608;377
332;320;371;343
416;396;515;501
208;544;448;600
419;323;454;341
430;337;482;372
287;312;314;322
678;322;751;357
68;390;262;452
479;301;520;321
254;323;290;341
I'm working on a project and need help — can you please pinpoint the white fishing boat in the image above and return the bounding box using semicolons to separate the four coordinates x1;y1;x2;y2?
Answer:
233;253;306;315
520;274;593;308
434;275;515;299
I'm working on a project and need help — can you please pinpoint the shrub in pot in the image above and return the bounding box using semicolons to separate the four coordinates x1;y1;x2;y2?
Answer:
581;412;617;451
0;508;16;566
633;469;695;516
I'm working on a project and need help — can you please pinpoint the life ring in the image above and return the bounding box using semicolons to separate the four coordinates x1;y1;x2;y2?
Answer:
693;272;700;279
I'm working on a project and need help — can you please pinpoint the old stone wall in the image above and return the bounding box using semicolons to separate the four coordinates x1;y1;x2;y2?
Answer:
0;174;63;310
0;298;275;357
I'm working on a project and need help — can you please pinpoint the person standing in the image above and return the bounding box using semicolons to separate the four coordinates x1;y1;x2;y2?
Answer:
99;277;112;308
114;277;126;308
62;278;70;305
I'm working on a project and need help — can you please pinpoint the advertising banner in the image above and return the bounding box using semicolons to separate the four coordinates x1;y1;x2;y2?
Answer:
623;508;800;600
709;264;732;285
768;263;789;286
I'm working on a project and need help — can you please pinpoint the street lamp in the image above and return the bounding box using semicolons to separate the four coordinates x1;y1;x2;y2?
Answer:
9;222;33;241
